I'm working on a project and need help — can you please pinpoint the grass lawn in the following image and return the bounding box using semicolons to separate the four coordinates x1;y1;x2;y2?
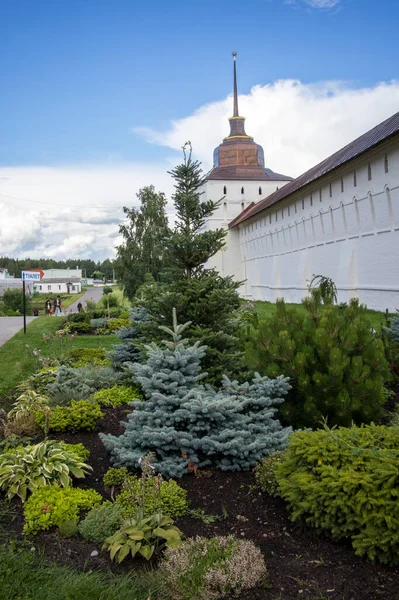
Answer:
0;316;118;404
254;300;392;331
96;286;131;310
0;544;163;600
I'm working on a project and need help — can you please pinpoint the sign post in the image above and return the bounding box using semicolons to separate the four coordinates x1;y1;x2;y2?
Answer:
21;271;45;334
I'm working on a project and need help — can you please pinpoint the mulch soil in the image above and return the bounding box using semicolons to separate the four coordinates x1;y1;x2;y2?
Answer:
4;406;399;600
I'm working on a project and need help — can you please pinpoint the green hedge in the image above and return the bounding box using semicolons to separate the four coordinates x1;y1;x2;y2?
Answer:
276;425;399;565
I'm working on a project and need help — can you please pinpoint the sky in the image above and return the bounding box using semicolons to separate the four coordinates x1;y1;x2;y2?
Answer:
0;0;398;260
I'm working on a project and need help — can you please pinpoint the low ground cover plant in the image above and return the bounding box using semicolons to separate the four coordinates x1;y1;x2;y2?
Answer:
0;440;91;501
93;384;141;407
248;291;390;428
36;400;104;432
47;365;120;404
161;535;267;599
67;347;110;367
276;424;399;565
23;485;101;534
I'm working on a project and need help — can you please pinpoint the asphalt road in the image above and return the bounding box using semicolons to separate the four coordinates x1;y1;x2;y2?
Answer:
0;316;36;348
64;286;104;314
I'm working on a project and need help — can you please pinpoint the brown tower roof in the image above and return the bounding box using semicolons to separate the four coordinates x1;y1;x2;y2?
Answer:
206;53;292;183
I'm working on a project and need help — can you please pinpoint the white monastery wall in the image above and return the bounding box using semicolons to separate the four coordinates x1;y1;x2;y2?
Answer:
202;178;290;279
236;140;399;311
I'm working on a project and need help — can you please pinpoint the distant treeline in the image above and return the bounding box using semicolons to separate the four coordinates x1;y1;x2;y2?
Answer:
0;257;115;281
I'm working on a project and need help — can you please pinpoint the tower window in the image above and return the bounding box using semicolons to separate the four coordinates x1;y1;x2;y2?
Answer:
288;206;290;217
275;212;278;222
223;186;227;194
319;189;322;202
329;183;332;198
354;170;357;187
258;186;262;195
301;198;305;210
368;163;372;181
241;187;245;194
269;214;272;224
384;153;389;173
310;193;313;207
241;202;244;211
281;209;284;219
341;177;344;193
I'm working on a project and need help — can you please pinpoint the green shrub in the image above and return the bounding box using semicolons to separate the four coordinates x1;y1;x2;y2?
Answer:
93;385;141;407
67;347;110;367
3;289;32;314
23;485;101;534
67;322;93;335
100;293;119;308
88;307;123;319
0;441;91;501
248;293;390;428
276;424;399;565
66;312;90;324
254;452;285;497
61;442;90;462
36;401;104;433
161;535;267;599
103;467;129;488
103;513;183;562
108;319;130;331
79;501;123;543
116;475;188;520
58;519;79;538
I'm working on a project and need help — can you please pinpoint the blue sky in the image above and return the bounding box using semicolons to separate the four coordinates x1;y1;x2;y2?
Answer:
0;0;398;259
1;0;398;166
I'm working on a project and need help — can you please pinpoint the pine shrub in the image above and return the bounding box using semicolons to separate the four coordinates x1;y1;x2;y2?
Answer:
100;313;291;478
47;366;120;403
248;292;390;428
116;475;188;519
276;424;399;565
78;502;123;543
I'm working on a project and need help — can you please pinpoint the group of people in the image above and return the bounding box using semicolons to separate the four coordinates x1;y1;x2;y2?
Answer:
44;295;63;316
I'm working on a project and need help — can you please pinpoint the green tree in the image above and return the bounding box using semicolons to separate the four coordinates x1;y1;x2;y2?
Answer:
248;291;390;428
164;142;226;279
115;185;168;299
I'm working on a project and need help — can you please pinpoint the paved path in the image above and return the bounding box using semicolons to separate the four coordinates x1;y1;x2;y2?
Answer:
0;316;36;348
64;287;104;314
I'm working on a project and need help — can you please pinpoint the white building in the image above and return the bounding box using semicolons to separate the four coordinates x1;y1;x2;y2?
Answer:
0;268;10;280
33;279;82;295
42;268;82;280
203;56;399;311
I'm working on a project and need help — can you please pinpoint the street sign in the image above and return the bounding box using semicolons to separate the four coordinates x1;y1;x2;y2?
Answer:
22;270;44;281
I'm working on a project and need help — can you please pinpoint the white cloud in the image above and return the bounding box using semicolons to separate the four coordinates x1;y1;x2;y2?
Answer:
2;77;399;261
135;79;399;179
305;0;340;7
0;163;174;260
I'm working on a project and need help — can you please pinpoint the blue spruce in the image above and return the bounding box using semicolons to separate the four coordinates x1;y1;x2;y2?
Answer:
100;310;291;478
109;307;149;369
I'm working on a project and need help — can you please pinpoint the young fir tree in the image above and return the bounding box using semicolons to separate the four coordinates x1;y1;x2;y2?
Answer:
124;143;247;386
100;311;291;478
248;290;390;429
163;142;226;279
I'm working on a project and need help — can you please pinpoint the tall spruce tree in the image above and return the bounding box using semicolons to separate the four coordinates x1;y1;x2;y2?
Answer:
115;186;169;299
100;311;291;478
163;142;226;279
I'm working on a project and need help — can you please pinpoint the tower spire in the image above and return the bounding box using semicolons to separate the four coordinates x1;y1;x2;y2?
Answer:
232;52;239;117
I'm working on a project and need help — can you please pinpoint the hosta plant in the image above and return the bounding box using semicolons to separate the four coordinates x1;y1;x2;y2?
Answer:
8;391;50;421
103;513;183;562
0;440;92;501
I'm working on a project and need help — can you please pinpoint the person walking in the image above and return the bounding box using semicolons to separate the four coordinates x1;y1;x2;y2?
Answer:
45;300;52;315
77;301;83;313
55;295;62;316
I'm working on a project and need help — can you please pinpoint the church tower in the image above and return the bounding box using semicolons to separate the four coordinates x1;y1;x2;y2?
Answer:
202;53;292;279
